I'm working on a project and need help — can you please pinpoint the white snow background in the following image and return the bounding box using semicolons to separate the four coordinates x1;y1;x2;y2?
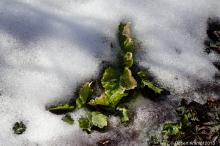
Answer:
0;0;220;145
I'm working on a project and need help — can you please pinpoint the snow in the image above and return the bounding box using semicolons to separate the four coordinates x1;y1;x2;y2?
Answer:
0;0;220;145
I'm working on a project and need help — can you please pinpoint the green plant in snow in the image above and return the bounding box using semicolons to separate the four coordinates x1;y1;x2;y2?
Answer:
120;67;137;90
47;22;166;133
79;112;108;133
62;113;74;125
137;71;164;94
76;82;93;109
118;23;134;53
48;104;74;114
13;121;26;135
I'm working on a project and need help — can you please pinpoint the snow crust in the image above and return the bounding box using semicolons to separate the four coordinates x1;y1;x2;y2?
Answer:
0;0;220;145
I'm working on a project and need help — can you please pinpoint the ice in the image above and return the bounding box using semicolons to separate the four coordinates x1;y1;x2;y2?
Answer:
0;0;220;145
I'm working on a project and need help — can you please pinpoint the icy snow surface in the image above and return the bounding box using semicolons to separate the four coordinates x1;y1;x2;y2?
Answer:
0;0;220;145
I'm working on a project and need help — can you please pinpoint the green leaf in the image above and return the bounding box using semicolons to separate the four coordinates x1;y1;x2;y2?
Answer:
88;94;110;106
88;88;127;107
101;67;128;106
76;82;93;109
101;67;119;97
79;116;92;133
118;23;134;53
91;112;108;129
141;80;163;94
163;122;182;136
117;106;129;122
48;104;74;114
97;67;137;107
79;112;108;133
120;67;137;90
108;87;128;107
137;71;164;94
62;113;74;125
13;121;26;135
123;52;133;68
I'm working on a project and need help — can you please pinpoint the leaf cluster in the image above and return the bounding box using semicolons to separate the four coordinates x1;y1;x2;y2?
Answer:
47;22;166;133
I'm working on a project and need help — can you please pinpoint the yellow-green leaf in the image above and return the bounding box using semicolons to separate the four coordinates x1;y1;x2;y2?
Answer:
48;104;74;114
120;67;137;90
91;112;108;129
101;67;119;95
76;82;93;109
88;94;110;106
108;87;128;107
79;112;108;133
137;71;164;94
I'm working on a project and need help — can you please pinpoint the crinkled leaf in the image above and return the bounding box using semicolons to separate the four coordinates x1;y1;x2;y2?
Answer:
118;23;134;53
90;88;127;107
88;94;110;106
123;52;133;68
91;112;108;129
137;71;164;94
101;67;128;106
13;121;26;135
101;67;119;97
99;67;136;107
91;67;128;107
117;106;129;122
76;82;93;109
79;112;108;133
120;67;137;90
62;113;74;125
48;104;74;114
108;87;128;107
